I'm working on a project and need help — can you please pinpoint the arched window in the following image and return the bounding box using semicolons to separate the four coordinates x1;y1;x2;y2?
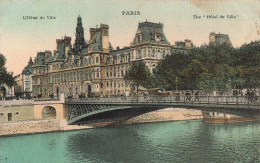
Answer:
152;64;156;74
163;50;165;58
152;50;155;57
96;56;99;63
138;50;141;59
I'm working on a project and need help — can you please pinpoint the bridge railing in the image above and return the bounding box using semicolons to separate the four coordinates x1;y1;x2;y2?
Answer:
65;95;259;106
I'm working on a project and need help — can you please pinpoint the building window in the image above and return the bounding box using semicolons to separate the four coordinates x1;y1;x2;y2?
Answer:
153;64;156;74
155;34;161;42
152;50;155;57
163;50;165;58
137;35;141;43
96;56;99;63
138;50;141;59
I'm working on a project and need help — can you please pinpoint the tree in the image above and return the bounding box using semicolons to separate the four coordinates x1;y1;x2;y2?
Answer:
182;59;205;90
125;61;152;92
235;41;260;89
0;54;16;87
154;53;189;90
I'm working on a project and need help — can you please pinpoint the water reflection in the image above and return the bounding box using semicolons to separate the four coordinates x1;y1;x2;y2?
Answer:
65;120;260;163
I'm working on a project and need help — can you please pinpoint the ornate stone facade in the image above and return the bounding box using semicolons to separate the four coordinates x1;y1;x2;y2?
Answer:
31;16;192;98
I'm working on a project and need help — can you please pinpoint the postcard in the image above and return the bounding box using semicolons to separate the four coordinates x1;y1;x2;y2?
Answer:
0;0;260;162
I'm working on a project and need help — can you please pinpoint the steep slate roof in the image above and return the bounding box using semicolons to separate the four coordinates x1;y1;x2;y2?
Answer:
22;57;34;75
36;52;45;65
90;29;102;51
109;42;114;51
133;21;169;45
80;47;89;55
57;40;65;59
48;53;54;62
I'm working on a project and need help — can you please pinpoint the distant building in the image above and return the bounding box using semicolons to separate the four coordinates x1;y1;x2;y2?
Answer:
172;39;193;54
209;32;232;47
14;57;33;98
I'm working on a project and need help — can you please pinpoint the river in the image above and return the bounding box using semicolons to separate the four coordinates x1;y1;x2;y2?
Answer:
1;119;260;163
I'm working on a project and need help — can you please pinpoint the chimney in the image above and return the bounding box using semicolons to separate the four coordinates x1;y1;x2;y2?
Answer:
64;36;71;47
100;24;109;53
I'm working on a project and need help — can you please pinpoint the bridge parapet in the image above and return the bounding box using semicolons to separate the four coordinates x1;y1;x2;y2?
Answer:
34;93;65;105
0;100;34;106
66;95;259;107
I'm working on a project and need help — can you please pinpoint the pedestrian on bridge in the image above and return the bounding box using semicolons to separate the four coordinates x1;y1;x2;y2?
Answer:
185;91;191;101
195;91;199;101
175;92;180;101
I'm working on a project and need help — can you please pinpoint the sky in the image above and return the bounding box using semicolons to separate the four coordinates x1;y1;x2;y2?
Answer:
0;0;260;75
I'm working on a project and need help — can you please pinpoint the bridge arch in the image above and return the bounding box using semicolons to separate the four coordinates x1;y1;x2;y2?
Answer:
42;106;56;119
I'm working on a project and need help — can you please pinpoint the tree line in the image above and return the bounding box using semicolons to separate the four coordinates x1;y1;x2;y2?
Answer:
126;41;260;94
0;54;16;87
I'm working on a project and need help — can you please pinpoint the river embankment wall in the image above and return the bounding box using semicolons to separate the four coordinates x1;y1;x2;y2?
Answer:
0;104;34;123
0;119;92;137
0;119;61;136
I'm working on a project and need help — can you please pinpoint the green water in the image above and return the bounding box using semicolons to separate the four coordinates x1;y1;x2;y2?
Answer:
1;120;260;163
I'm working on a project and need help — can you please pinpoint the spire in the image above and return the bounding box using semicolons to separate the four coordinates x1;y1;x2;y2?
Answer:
29;57;33;64
73;15;86;53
